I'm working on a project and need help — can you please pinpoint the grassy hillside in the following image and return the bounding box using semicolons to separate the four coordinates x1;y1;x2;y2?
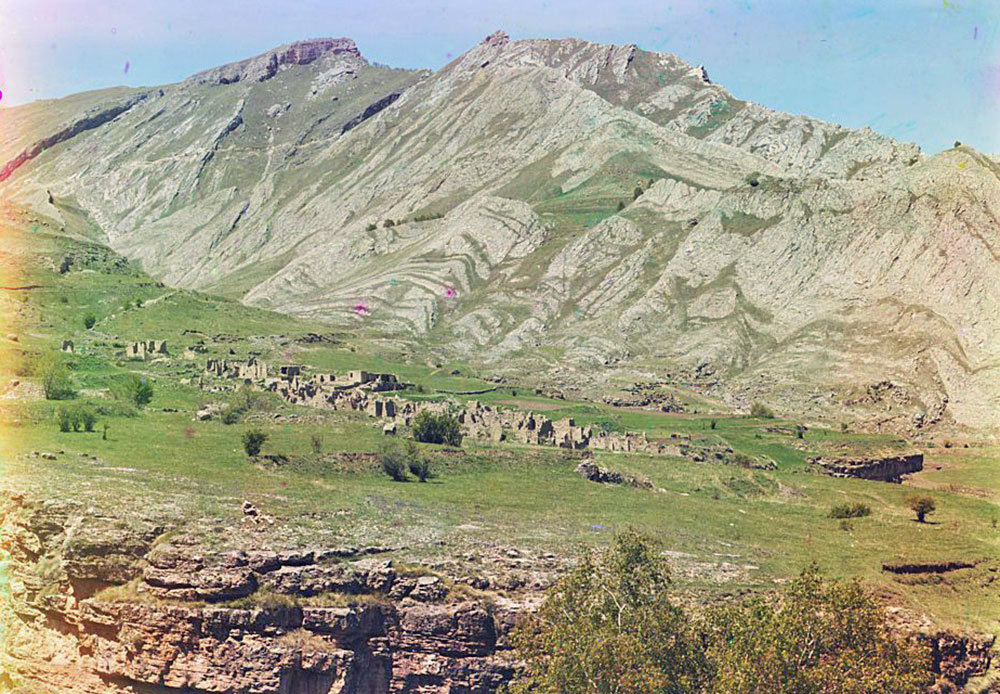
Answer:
2;207;998;634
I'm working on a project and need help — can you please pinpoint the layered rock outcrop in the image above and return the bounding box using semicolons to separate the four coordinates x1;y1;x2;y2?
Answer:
810;453;924;483
0;494;518;694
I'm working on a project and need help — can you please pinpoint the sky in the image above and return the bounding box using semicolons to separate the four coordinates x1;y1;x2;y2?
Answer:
1;0;997;154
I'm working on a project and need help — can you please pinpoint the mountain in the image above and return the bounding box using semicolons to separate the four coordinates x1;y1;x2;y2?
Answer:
2;32;998;430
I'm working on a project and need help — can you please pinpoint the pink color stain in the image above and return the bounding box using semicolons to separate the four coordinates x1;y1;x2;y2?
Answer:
444;287;457;299
184;427;195;439
0;89;3;103
354;302;370;316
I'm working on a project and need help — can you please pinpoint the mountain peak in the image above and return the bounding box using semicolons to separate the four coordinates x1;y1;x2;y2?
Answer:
185;37;362;86
480;30;511;47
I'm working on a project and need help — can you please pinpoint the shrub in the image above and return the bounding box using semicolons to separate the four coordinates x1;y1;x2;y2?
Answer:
710;419;717;430
616;200;625;211
80;406;97;432
411;410;462;446
703;565;932;694
632;185;644;200
383;219;395;228
795;425;805;439
220;406;242;425
365;223;377;231
102;423;109;440
745;171;761;187
749;402;775;418
379;440;409;481
906;495;936;523
408;445;431;482
83;313;96;329
829;502;871;519
840;422;848;432
56;407;72;432
310;433;323;456
220;386;269;424
117;375;154;408
242;429;268;458
38;358;76;400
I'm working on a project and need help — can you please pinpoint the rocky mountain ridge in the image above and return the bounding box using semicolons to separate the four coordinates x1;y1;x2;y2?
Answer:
1;31;997;430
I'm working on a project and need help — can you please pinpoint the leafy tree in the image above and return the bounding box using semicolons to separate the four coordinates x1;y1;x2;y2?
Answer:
906;495;936;523
38;357;76;400
702;565;932;694
242;429;268;458
411;410;462;446
83;313;97;329
509;529;709;694
117;375;154;408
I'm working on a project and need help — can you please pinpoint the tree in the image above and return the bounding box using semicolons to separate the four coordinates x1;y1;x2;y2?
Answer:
83;313;97;329
118;375;154;408
616;200;625;211
38;357;76;400
242;429;268;458
703;565;932;694
310;433;323;456
632;185;644;201
906;495;936;523
509;529;709;694
749;401;775;418
411;410;462;446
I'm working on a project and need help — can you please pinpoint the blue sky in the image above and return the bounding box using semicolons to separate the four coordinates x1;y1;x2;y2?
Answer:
1;0;997;153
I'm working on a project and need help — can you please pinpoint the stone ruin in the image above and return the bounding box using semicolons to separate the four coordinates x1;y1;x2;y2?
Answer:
204;357;268;382
125;340;168;360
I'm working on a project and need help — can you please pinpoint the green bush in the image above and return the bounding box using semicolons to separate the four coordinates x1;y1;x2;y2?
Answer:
80;406;97;432
632;185;644;200
116;375;153;408
242;429;268;458
83;313;96;329
379;440;409;481
38;357;76;400
829;502;871;519
749;402;775;418
310;433;323;456
616;200;625;211
408;448;431;482
365;223;377;231
510;530;933;694
703;565;932;694
411;410;462;446
56;407;72;432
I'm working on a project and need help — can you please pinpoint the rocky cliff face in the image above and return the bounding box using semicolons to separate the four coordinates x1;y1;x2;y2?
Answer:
0;493;520;693
1;32;997;430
